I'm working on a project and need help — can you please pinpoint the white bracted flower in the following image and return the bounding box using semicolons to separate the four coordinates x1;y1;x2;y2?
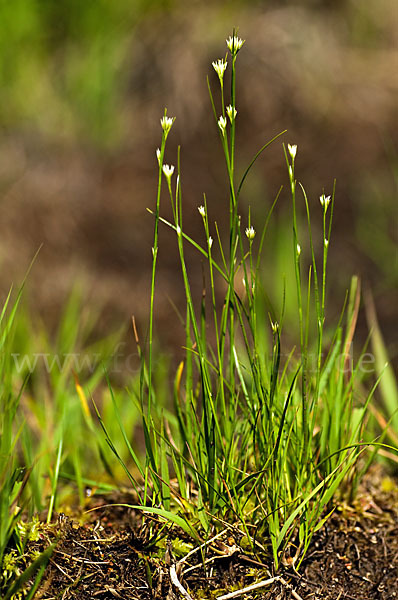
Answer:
198;205;206;217
212;58;227;80
297;243;301;256
160;115;174;135
162;164;175;180
226;105;237;123
324;238;329;248
245;226;256;240
156;148;161;165
218;115;227;135
319;194;331;211
288;144;297;160
226;35;245;54
208;236;213;249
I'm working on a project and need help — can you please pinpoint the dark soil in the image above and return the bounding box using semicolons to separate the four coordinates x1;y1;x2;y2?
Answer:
27;471;398;600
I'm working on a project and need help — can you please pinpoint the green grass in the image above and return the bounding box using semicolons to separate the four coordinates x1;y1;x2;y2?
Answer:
98;34;397;569
0;32;397;597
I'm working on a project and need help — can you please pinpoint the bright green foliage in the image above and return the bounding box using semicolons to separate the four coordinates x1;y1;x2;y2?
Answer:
101;34;397;569
0;284;136;595
0;30;396;588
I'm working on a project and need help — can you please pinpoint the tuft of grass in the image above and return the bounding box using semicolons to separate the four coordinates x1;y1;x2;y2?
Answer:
99;33;397;569
0;284;139;596
0;280;55;598
1;32;396;595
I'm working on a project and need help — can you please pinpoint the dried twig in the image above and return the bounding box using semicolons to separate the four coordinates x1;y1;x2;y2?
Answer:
216;576;280;599
280;576;304;600
170;563;194;600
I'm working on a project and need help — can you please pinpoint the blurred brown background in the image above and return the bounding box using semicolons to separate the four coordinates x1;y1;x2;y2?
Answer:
0;0;397;362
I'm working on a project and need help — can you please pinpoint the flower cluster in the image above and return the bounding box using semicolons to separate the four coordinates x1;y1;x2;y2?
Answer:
162;164;174;181
319;194;331;211
288;144;297;159
212;58;227;81
160;115;175;136
245;225;256;241
226;35;245;55
226;104;237;123
218;115;227;135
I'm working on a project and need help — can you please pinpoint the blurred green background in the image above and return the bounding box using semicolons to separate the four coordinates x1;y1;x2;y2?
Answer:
0;0;396;366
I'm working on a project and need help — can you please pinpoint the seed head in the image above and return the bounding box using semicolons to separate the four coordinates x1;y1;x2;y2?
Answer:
226;35;245;55
226;104;237;123
212;58;227;81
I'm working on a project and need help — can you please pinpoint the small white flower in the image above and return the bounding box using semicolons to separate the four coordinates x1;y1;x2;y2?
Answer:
324;238;329;248
198;205;206;217
208;236;213;249
226;104;237;123
156;148;161;164
297;243;301;256
162;164;175;179
288;144;297;159
160;115;174;135
218;115;227;134
245;226;256;240
271;320;278;333
226;35;245;54
319;194;331;211
212;58;227;80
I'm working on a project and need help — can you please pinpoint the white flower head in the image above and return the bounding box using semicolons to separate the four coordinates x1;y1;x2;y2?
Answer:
324;238;329;248
226;104;237;123
320;194;331;211
162;164;175;180
212;58;227;80
160;115;175;135
208;236;213;249
297;243;301;256
218;115;227;135
198;205;206;217
226;35;245;55
156;148;161;165
271;320;278;333
288;144;297;160
245;225;256;241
